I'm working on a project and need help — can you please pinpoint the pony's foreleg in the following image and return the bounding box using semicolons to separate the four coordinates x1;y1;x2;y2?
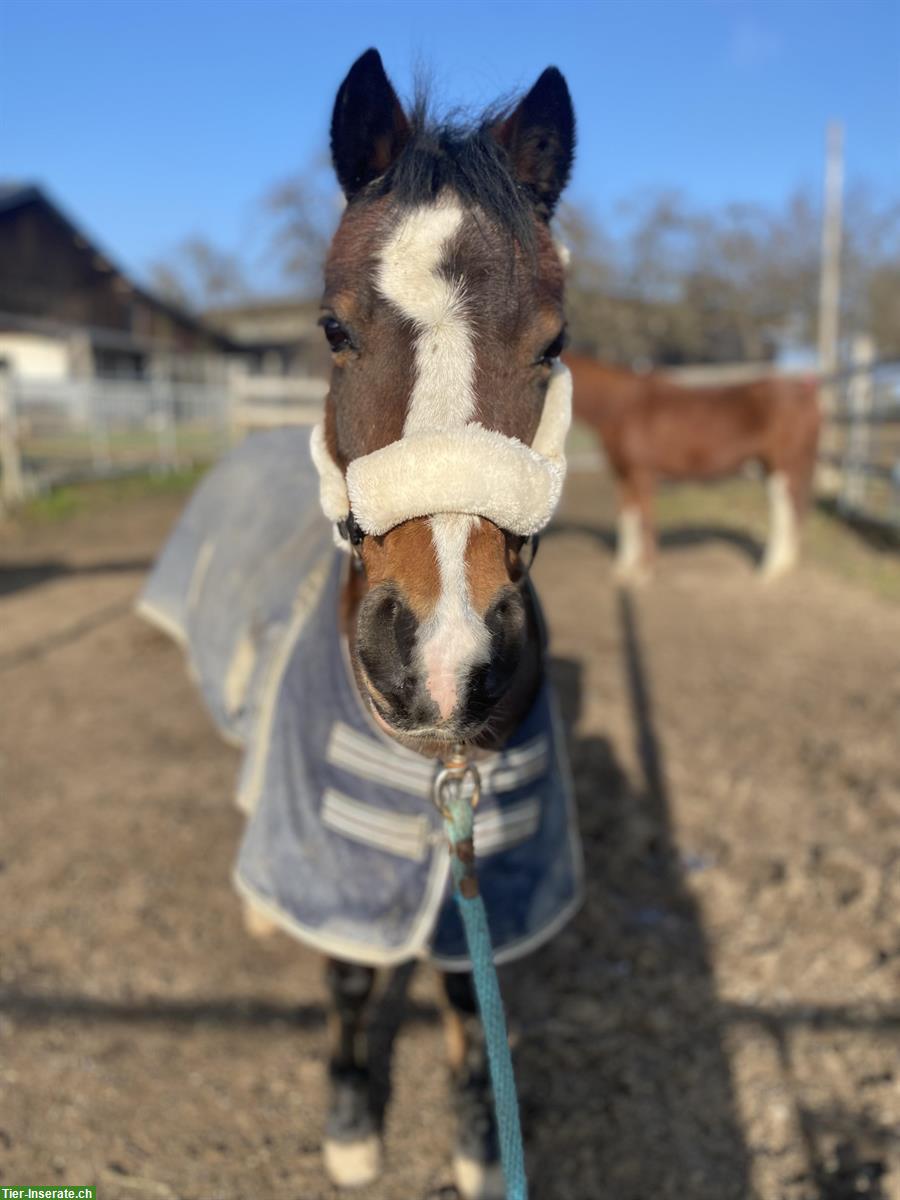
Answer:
442;971;505;1200
323;958;381;1188
761;470;800;579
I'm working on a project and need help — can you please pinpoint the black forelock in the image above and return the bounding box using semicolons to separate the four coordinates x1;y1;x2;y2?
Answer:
360;98;537;251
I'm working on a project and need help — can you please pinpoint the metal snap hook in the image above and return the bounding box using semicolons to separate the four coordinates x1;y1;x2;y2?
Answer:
432;760;481;817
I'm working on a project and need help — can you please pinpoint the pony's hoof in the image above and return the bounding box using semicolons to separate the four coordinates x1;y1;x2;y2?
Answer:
453;1154;506;1200
323;1134;382;1189
324;1069;381;1188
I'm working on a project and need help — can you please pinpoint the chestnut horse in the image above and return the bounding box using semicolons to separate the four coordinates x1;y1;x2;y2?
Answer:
566;353;821;580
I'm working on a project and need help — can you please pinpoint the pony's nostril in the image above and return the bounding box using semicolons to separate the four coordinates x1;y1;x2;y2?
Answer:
357;585;420;714
482;662;510;704
465;586;527;715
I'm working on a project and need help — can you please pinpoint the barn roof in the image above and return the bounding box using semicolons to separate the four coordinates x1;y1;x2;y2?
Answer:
0;183;40;213
0;182;232;348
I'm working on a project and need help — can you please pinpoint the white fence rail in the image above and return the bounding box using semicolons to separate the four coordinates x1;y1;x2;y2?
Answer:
819;350;900;531
229;373;327;430
0;369;328;506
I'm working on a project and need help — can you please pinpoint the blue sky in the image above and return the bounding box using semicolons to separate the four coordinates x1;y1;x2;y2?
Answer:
1;0;898;288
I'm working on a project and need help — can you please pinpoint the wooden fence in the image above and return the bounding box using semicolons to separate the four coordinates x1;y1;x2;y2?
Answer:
818;343;900;532
0;367;328;508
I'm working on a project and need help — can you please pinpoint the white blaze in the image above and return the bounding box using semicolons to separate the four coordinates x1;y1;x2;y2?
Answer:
376;198;475;434
420;514;491;720
377;201;487;719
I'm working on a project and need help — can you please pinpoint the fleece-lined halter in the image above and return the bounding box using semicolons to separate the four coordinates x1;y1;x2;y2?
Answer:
311;358;572;544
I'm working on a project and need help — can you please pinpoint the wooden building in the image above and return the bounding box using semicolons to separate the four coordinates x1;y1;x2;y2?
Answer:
0;184;230;382
204;297;329;380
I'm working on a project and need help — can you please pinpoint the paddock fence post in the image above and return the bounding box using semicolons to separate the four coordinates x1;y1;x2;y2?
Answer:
88;379;111;471
0;363;26;508
840;335;875;514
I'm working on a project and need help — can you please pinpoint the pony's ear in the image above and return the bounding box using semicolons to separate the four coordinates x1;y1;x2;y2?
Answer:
493;68;575;219
330;49;410;199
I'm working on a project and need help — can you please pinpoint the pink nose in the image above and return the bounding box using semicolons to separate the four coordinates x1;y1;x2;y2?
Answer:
425;670;458;721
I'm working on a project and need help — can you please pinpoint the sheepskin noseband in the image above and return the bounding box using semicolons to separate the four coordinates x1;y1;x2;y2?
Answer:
310;361;572;539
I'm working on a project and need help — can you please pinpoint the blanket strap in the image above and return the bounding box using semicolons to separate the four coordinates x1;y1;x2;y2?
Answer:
433;751;528;1200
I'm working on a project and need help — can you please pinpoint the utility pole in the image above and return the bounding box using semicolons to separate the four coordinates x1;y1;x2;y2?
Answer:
817;121;844;489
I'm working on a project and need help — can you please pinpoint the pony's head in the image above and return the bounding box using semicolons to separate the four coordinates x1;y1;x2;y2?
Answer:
313;49;575;750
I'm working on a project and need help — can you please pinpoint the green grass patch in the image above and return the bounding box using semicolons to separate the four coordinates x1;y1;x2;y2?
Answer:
21;425;227;463
20;464;209;523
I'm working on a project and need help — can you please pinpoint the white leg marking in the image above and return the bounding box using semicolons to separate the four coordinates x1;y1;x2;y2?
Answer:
762;472;798;578
454;1154;506;1200
419;514;490;721
323;1134;382;1188
615;506;644;578
376;198;475;435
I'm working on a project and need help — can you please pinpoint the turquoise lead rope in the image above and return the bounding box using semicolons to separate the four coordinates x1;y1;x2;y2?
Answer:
434;754;528;1200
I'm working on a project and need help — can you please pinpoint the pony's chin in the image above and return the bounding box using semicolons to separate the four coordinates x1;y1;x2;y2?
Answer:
366;694;489;758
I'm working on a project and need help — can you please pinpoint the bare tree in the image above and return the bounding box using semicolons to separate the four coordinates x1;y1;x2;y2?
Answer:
261;154;343;295
147;163;900;362
563;183;900;365
842;184;900;355
149;237;249;312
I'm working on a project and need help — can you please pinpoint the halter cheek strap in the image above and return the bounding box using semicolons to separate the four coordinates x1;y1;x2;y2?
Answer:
311;361;572;542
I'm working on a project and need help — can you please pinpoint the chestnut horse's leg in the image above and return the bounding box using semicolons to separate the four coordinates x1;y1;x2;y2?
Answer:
615;469;655;582
323;958;381;1187
761;467;800;579
762;389;821;579
442;970;505;1200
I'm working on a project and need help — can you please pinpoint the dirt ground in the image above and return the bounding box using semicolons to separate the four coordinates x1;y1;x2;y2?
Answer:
1;469;899;1200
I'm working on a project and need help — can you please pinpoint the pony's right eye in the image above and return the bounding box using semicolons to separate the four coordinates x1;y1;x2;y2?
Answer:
320;316;353;353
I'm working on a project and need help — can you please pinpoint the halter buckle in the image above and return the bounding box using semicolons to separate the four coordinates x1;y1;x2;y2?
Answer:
337;511;366;548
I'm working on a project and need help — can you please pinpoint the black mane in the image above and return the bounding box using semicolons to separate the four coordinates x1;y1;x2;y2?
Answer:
363;101;537;249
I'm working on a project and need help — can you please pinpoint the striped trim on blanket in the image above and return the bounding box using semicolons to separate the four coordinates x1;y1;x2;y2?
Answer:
326;722;549;798
320;787;541;861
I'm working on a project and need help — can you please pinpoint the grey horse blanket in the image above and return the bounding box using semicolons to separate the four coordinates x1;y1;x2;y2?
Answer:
138;429;583;969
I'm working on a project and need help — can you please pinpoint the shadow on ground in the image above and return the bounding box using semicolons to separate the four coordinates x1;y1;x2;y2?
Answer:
0;557;153;597
490;595;752;1199
546;519;765;567
815;498;900;555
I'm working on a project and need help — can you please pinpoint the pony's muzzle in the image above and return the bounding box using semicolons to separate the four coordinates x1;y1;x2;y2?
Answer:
355;582;527;737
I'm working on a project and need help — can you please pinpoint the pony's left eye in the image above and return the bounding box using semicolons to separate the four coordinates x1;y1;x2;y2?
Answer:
536;327;567;366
